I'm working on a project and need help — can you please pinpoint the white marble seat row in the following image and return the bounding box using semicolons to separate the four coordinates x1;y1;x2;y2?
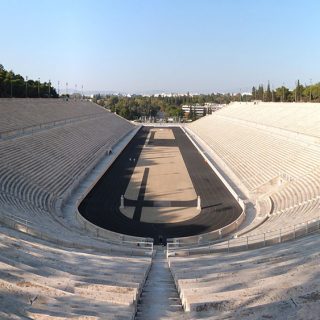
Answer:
0;113;133;215
188;115;320;193
184;102;320;247
0;99;154;251
169;233;320;318
217;101;320;139
0;225;151;320
0;98;106;137
244;198;320;237
270;168;320;214
167;103;320;319
236;168;320;238
0;99;154;318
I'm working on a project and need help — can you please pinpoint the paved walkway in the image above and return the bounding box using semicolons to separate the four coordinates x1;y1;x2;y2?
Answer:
135;246;188;320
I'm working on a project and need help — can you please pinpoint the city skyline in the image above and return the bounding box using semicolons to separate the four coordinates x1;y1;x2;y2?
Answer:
1;0;320;94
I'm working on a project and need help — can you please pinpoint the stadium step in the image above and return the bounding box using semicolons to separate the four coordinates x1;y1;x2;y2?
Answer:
135;246;188;320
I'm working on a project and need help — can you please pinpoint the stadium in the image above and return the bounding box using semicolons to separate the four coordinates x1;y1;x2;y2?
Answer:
1;97;320;319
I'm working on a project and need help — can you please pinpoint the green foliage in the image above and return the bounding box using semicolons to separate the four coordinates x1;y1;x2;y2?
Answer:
265;82;272;102
96;79;320;122
292;80;304;102
0;64;58;98
94;93;244;121
252;86;256;99
303;83;320;101
253;80;320;103
275;86;290;102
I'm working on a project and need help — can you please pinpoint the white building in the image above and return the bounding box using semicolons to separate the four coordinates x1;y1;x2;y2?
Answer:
182;103;223;118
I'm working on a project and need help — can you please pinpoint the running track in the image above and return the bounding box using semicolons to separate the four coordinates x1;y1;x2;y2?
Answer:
79;127;242;244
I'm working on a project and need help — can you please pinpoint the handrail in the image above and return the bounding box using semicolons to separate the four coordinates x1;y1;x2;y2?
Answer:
167;215;320;257
1;212;153;253
0;112;106;141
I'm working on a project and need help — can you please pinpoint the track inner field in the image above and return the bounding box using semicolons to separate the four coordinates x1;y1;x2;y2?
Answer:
78;126;242;244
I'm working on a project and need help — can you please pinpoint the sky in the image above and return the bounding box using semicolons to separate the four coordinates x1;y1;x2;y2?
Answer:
1;0;320;94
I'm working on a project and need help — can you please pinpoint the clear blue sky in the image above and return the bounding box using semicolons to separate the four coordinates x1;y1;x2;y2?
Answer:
1;0;320;93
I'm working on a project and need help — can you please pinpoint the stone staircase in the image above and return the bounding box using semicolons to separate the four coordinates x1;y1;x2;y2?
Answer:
135;246;187;320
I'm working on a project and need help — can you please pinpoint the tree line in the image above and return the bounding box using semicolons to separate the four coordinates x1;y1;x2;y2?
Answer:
252;81;320;102
0;64;58;98
93;93;243;121
2;64;320;120
94;80;320;120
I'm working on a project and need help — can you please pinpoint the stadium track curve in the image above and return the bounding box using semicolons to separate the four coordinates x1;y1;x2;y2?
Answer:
79;126;242;244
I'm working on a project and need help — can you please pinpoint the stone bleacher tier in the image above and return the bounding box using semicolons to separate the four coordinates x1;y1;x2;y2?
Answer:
2;99;320;318
167;101;320;316
0;99;132;217
0;98;106;136
0;99;151;319
187;102;320;239
169;233;320;318
0;225;151;319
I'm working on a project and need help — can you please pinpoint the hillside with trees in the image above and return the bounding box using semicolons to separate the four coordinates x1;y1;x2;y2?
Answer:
0;64;58;98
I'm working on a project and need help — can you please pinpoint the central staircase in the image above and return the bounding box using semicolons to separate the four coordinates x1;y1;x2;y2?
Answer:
135;246;187;320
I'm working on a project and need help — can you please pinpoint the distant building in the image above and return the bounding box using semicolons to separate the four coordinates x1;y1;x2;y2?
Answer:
181;103;224;118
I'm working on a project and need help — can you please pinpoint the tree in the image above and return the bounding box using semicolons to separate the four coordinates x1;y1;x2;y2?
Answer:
252;86;257;100
293;80;304;102
0;65;58;98
265;82;272;102
274;86;289;102
256;85;264;100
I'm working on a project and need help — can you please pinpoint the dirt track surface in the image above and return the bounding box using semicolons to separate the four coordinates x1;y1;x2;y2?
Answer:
123;127;199;223
79;126;242;244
